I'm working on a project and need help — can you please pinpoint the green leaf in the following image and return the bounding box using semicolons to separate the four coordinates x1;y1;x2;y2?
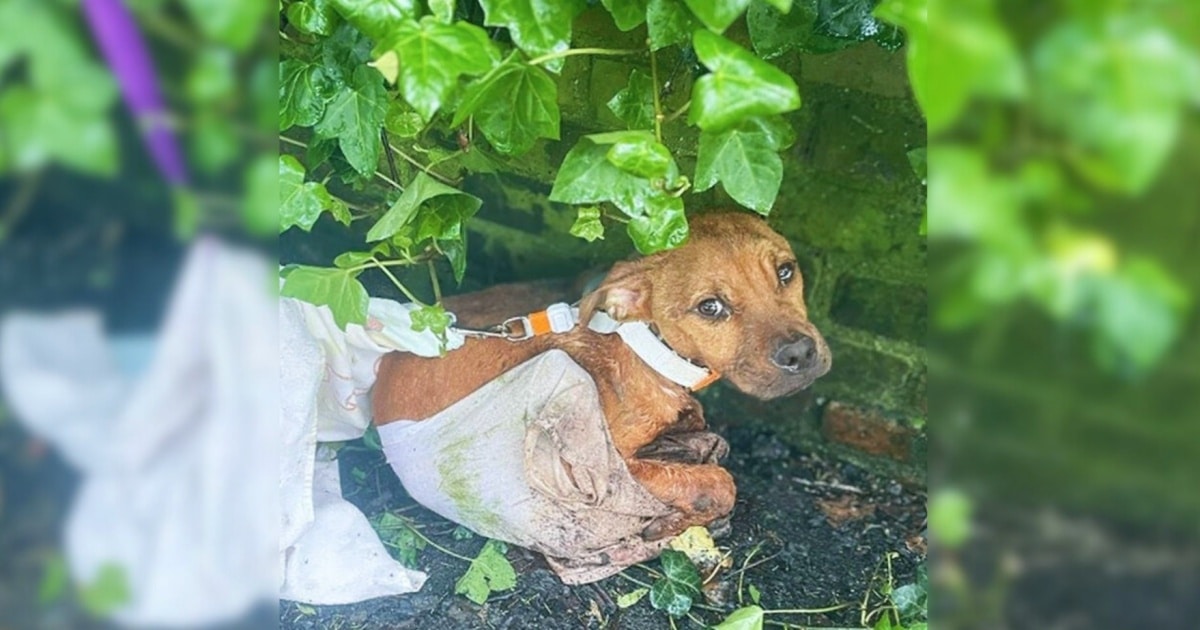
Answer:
616;587;649;608
280;265;370;329
286;0;339;35
38;553;68;606
695;117;786;214
367;172;482;241
764;0;791;11
628;194;688;254
748;583;761;604
428;0;455;22
714;605;765;630
607;69;656;130
370;513;428;568
649;549;701;617
0;87;117;176
928;489;972;550
280;59;335;131
646;0;698;50
410;303;453;336
1032;17;1194;194
452;525;475;540
607;137;673;179
891;582;926;623
186;48;235;104
181;0;270;50
550;133;681;217
1090;257;1190;373
455;540;517;604
243;154;279;236
747;0;853;59
374;17;499;121
683;0;749;32
79;563;131;616
453;54;560;155
689;30;801;131
314;65;387;175
601;0;648;31
280;155;346;232
384;99;426;138
329;0;419;40
569;206;605;242
437;237;468;284
478;0;586;73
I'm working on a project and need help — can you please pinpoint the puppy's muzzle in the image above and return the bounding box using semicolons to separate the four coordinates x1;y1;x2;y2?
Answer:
771;334;821;374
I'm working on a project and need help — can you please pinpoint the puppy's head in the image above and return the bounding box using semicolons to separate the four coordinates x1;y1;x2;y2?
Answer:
581;212;831;399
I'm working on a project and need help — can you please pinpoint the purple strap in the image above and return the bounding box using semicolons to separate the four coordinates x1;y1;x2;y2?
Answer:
81;0;188;186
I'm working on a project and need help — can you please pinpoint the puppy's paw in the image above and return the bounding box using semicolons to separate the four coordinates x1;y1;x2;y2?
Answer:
641;512;688;541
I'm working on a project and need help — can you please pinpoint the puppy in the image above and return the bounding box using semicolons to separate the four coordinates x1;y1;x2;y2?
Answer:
373;212;832;539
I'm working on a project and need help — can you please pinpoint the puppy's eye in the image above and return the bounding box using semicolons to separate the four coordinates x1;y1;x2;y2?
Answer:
777;262;796;286
696;298;727;319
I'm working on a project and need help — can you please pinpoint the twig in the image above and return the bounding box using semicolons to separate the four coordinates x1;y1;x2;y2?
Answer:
527;47;642;66
387;143;458;186
793;477;865;494
663;100;691;124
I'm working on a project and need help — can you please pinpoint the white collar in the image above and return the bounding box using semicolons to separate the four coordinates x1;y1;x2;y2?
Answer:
584;310;720;391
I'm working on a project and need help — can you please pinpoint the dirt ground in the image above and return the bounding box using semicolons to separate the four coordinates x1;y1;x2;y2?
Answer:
278;415;928;630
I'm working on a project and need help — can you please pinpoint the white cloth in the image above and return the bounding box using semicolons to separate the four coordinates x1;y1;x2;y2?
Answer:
1;238;278;627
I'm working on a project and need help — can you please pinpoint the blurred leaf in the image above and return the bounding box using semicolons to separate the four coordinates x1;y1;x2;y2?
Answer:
455;540;517;604
190;114;240;173
926;146;1020;242
1091;257;1190;374
314;65;387;175
478;0;586;73
453;54;560;155
243;154;279;236
79;563;130;617
186;48;236;104
607;136;673;179
713;605;764;630
684;0;750;33
181;0;271;50
689;30;801;131
617;587;649;608
172;188;201;240
647;0;699;50
280;59;335;131
0;87;117;176
928;489;971;550
569;206;605;242
695;116;787;214
649;549;702;617
38;553;68;607
607;68;656;130
373;17;498;121
602;0;648;31
1033;16;1196;194
329;0;418;40
280;265;369;329
280;155;346;232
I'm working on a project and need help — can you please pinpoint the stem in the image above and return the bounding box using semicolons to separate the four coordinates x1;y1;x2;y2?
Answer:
388;144;458;185
427;260;442;303
280;134;404;190
393;523;474;562
527;47;641;67
664;100;691;124
649;44;664;143
616;572;654;589
369;258;424;305
763;603;851;615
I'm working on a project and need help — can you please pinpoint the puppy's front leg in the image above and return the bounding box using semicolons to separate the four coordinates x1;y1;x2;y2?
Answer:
626;459;735;540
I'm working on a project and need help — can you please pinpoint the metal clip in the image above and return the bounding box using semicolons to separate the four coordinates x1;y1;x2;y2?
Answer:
497;316;533;341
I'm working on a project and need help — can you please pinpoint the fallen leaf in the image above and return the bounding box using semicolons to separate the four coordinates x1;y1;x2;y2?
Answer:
816;495;876;527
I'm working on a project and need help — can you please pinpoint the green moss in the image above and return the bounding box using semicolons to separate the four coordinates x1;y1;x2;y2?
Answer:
437;434;504;533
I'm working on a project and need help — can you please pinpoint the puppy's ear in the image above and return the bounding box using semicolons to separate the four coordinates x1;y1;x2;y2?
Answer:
579;260;653;323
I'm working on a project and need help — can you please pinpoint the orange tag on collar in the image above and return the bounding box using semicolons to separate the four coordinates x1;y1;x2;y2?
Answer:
690;371;721;391
527;309;553;336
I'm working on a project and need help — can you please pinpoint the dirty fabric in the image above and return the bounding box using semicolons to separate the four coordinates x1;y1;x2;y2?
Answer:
379;349;677;584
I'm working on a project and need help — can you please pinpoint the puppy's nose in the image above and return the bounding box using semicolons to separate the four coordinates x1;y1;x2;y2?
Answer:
772;335;818;373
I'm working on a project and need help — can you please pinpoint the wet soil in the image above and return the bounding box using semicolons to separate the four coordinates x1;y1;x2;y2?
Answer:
279;414;927;630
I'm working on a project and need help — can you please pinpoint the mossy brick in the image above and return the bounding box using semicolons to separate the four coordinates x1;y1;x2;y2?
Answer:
830;275;927;345
813;337;915;412
821;401;915;463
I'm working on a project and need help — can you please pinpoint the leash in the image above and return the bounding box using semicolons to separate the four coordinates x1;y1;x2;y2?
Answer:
452;303;721;391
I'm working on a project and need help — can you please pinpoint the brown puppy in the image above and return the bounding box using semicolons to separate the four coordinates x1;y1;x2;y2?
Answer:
373;212;832;538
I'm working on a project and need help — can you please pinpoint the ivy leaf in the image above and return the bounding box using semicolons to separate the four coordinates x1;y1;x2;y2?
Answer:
747;0;854;59
370;513;427;568
607;137;673;179
683;0;749;33
280;266;370;330
478;0;586;73
646;0;699;50
410;303;453;336
455;540;517;604
628;194;688;254
437;237;468;284
601;0;648;31
689;30;801;131
429;0;456;23
714;606;765;630
280;155;346;232
243;154;279;236
748;584;761;604
569;206;605;242
649;549;702;617
329;0;419;40
367;172;482;241
384;99;426;138
695;116;788;214
314;65;387;175
373;17;499;121
452;54;560;155
550;133;681;219
607;69;656;130
280;59;335;131
286;0;340;36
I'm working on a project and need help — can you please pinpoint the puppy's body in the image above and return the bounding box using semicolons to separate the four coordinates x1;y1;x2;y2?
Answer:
373;213;831;538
